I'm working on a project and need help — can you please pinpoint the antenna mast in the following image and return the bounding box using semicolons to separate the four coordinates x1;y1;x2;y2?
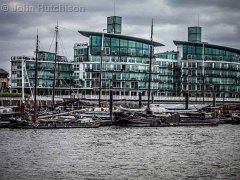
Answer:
198;14;200;26
114;0;115;16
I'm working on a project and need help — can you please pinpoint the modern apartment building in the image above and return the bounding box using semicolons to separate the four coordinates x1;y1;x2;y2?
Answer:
11;51;73;96
151;26;240;99
73;16;166;99
173;27;240;99
10;17;240;100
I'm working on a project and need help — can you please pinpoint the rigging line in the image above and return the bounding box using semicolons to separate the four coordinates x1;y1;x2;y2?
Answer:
58;33;64;56
58;33;68;58
38;42;47;52
59;34;66;57
38;41;43;51
48;30;55;52
61;78;77;94
58;25;79;34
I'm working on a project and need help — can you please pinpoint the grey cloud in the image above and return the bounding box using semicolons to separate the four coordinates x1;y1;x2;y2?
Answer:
166;0;240;10
0;0;239;72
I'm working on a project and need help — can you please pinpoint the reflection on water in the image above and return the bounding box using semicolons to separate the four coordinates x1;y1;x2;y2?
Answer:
0;125;239;180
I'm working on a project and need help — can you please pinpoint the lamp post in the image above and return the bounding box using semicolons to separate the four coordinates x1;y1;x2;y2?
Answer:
99;29;107;107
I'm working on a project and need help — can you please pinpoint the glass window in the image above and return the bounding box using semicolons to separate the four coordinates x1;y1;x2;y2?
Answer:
183;45;187;54
196;47;202;54
91;47;101;55
91;36;101;46
111;38;119;47
143;49;150;57
143;44;149;49
128;48;136;56
115;24;121;34
136;58;142;63
103;37;111;47
115;16;121;24
136;48;143;56
103;47;110;55
136;42;143;49
120;39;128;47
120;48;128;55
205;48;212;55
188;46;195;54
129;41;136;48
212;48;216;55
111;47;119;55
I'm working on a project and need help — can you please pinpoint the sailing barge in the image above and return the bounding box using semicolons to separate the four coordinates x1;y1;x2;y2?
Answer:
114;110;219;127
9;113;100;129
114;111;171;127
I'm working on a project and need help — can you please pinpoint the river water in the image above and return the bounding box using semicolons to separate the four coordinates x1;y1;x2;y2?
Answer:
0;125;239;180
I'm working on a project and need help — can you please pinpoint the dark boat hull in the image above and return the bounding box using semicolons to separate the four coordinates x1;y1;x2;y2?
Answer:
0;121;10;128
179;117;219;126
0;112;23;128
114;111;219;127
232;116;240;124
75;112;112;126
9;121;100;129
114;112;170;127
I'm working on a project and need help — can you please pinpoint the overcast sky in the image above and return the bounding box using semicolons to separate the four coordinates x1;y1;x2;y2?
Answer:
0;0;240;72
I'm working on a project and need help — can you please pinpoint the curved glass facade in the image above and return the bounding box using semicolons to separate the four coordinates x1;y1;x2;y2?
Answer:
175;41;240;98
73;25;240;100
73;33;164;97
90;35;150;57
182;44;240;62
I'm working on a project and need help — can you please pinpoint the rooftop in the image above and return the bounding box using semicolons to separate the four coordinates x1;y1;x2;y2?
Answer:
0;68;8;75
78;30;164;47
174;40;240;54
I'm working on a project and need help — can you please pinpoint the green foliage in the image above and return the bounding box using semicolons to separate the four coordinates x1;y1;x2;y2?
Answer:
0;93;22;97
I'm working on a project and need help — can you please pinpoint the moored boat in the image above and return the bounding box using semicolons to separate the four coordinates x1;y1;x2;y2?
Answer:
178;113;219;126
9;115;100;129
114;110;173;127
0;112;23;128
114;109;219;127
74;108;112;126
231;114;240;125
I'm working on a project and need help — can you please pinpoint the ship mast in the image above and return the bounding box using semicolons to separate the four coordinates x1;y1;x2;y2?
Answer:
147;19;153;113
52;22;58;108
21;59;25;103
33;30;39;121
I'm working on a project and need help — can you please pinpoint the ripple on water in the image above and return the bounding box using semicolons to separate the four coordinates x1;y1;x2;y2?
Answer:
0;125;239;180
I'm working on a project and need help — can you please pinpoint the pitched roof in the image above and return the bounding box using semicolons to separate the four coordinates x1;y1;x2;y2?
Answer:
0;68;8;75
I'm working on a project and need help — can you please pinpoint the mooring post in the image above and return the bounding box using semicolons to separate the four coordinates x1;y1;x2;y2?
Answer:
138;92;142;108
109;86;113;122
185;92;189;110
213;93;216;107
